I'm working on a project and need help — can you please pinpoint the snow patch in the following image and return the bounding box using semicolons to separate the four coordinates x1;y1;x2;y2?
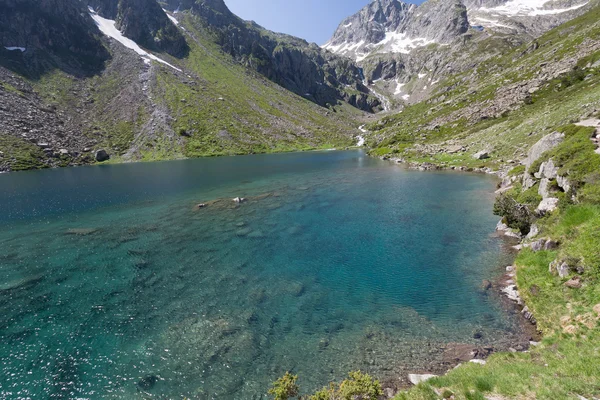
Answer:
377;31;436;54
343;22;352;28
89;7;181;72
479;0;588;17
402;94;410;101
163;9;180;26
323;40;365;54
418;73;427;79
394;81;406;96
4;46;26;52
471;16;514;29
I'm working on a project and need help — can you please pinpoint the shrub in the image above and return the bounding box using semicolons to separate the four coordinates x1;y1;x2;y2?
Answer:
308;371;382;400
269;372;299;400
494;193;534;234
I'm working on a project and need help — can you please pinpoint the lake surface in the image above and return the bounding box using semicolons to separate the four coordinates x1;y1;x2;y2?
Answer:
0;150;523;399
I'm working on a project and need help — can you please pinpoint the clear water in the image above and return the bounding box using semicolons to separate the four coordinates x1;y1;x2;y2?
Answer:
0;150;521;399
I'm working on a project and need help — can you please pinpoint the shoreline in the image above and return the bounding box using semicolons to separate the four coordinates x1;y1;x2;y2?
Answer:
376;153;543;395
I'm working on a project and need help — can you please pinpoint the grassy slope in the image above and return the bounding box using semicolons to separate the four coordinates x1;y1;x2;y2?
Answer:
361;6;600;400
2;11;363;171
366;4;600;171
156;12;363;158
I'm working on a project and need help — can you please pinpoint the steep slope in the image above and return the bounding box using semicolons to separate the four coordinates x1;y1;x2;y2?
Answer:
323;0;593;107
365;1;600;172
0;0;367;173
161;0;380;112
87;0;189;57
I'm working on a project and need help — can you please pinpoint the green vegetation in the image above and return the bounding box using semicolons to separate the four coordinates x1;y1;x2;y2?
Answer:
269;372;300;400
0;134;48;171
269;371;382;400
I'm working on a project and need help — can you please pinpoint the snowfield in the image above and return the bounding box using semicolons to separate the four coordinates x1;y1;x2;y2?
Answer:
88;7;181;72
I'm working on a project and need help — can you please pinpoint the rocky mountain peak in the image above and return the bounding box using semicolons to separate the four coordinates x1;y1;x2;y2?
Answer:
323;0;467;62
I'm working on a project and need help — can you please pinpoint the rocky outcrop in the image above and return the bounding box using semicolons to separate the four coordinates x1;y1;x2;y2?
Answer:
0;0;110;76
525;132;565;171
87;0;188;57
168;0;380;112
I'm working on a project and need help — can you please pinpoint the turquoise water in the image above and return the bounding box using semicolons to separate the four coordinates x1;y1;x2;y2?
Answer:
0;150;522;399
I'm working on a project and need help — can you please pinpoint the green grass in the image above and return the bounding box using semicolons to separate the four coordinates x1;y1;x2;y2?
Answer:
0;134;48;171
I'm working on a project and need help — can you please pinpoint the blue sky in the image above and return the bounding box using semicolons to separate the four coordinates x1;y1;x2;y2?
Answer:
224;0;425;45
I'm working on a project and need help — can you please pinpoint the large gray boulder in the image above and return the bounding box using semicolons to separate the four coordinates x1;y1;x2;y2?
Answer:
525;132;564;172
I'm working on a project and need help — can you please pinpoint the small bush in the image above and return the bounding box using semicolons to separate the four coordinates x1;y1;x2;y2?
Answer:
494;193;534;234
308;371;382;400
269;372;299;400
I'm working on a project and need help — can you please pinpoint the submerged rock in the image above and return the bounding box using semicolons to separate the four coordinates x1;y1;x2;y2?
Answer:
137;375;158;390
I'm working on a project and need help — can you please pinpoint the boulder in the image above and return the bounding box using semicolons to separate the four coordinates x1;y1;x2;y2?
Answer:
538;159;559;179
536;198;559;214
408;374;437;385
564;277;582;289
530;239;546;252
526;224;540;239
232;197;246;203
538;178;551;199
474;150;490;160
549;259;570;278
525;132;564;172
544;240;559;250
95;149;110;162
557;175;571;193
470;359;487;365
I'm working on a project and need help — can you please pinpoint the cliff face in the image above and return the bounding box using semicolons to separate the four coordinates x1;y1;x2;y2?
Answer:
87;0;188;57
164;0;380;112
0;0;110;76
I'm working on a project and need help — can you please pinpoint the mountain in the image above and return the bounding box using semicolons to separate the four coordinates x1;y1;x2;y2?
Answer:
323;0;592;105
0;0;377;172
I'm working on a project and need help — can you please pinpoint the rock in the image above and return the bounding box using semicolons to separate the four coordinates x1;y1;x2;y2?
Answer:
522;306;536;323
526;224;540;239
197;203;207;208
408;374;437;385
232;197;246;203
447;144;465;153
530;238;546;252
473;150;490;160
525;132;564;172
544;240;559;250
557;175;571;192
549;260;570;278
536;198;559;214
529;284;540;297
506;266;515;272
481;280;492;291
563;325;578;334
538;178;551;199
95;149;110;162
58;148;69;155
469;359;486;365
502;284;521;304
564;277;582;289
137;375;158;390
538;159;559;179
473;330;483;339
65;228;98;236
37;142;50;148
522;174;537;190
384;387;395;398
496;220;509;232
